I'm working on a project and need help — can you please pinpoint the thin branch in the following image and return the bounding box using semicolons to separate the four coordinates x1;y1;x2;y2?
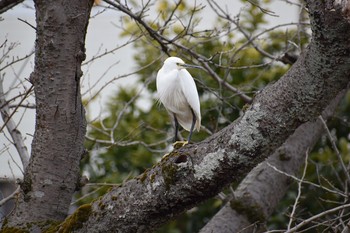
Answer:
0;90;30;109
0;51;34;72
0;78;30;169
319;115;350;186
85;134;170;153
85;183;121;187
0;84;33;134
82;35;142;65
17;17;37;31
9;103;35;109
246;0;278;17
82;55;162;105
70;186;106;206
0;185;20;207
159;0;183;34
201;62;252;103
287;149;309;230
285;203;350;233
266;162;347;197
103;0;170;55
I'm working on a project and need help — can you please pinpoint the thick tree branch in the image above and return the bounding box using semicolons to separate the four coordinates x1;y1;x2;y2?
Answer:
60;1;350;232
200;90;347;233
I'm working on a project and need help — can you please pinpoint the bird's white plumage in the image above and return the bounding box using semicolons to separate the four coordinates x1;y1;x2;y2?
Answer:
156;57;201;132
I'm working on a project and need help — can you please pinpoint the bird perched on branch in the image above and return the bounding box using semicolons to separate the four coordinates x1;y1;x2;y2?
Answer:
156;57;201;145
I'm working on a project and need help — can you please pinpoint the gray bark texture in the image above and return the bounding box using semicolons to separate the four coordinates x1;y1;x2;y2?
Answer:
199;91;347;233
69;1;350;233
3;0;93;231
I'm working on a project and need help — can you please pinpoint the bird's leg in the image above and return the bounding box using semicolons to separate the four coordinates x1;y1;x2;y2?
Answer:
187;108;197;143
174;114;179;142
173;114;188;149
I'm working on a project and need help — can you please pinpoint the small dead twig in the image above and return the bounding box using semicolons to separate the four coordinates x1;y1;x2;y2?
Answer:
287;149;309;230
0;185;20;207
319;116;350;186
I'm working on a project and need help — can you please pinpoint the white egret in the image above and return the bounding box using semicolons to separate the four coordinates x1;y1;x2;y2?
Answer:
156;57;201;144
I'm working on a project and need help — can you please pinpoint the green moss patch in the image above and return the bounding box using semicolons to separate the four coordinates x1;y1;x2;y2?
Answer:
56;204;92;233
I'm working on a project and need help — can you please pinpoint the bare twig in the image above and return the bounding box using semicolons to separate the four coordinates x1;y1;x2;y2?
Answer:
201;62;252;103
319;115;350;186
85;182;121;186
70;186;105;206
285;203;350;233
0;84;33;134
0;185;20;207
246;0;278;17
287;149;309;230
17;17;37;31
0;51;34;72
85;134;171;153
266;162;347;197
0;78;30;169
103;0;170;55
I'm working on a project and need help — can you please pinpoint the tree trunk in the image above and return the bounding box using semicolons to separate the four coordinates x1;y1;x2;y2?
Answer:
3;0;93;231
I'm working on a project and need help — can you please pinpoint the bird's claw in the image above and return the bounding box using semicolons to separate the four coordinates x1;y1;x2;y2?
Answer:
172;140;188;149
162;153;170;159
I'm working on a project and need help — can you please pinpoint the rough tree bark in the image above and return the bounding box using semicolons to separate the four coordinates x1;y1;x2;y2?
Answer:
200;90;347;233
3;0;93;231
63;1;348;232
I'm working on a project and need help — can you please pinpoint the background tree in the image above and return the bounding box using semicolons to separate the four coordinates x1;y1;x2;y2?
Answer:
1;0;350;232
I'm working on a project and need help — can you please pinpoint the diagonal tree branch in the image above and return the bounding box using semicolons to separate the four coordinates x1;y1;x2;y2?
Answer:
200;90;347;233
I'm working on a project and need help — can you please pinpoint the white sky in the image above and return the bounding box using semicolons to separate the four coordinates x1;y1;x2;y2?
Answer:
0;0;299;178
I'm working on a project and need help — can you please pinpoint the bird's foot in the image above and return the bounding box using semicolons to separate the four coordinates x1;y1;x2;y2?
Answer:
172;140;188;149
162;153;170;160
